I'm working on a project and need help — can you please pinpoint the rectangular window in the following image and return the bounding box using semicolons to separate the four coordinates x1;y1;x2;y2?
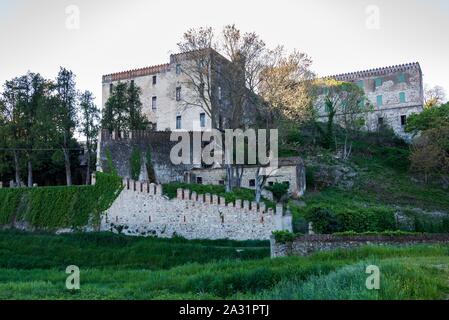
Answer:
400;115;407;126
176;115;182;129
152;75;157;85
152;96;157;110
176;64;181;75
376;95;383;107
200;113;206;128
176;87;181;101
196;177;203;184
109;83;113;94
399;92;406;103
378;117;384;125
249;179;256;187
375;78;382;88
218;180;224;185
398;73;406;83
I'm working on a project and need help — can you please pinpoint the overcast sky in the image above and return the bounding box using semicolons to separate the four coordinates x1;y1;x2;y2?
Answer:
1;0;448;107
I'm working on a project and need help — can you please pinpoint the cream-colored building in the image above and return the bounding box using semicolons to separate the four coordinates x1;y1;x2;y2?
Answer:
316;63;424;140
102;49;234;132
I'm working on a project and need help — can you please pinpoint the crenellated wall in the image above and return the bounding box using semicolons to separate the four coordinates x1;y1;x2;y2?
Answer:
101;179;292;240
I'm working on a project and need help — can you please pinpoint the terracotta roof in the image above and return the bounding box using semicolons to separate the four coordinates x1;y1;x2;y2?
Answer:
102;63;170;83
323;62;421;81
103;48;230;83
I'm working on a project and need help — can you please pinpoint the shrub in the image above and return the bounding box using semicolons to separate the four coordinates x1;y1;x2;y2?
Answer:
130;148;141;180
0;173;123;230
306;207;342;234
272;230;298;243
265;182;290;202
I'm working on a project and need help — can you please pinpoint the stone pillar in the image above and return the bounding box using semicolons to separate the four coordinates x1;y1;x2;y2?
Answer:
243;200;250;210
219;196;226;206
205;193;211;204
144;182;150;193
149;183;156;195
212;194;219;205
259;203;266;213
112;130;117;140
156;184;162;196
91;173;96;185
251;201;258;212
136;181;142;192
183;189;190;200
198;194;204;203
276;204;283;215
0;182;3;188
308;222;315;235
191;191;197;201
177;188;183;200
235;199;242;208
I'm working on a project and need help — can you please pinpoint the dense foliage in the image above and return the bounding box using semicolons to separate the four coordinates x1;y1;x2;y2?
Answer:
0;230;447;299
0;173;122;229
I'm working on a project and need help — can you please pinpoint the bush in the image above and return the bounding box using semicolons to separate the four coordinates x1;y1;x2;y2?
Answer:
0;173;123;229
130;148;141;180
272;230;298;243
265;182;289;202
306;207;342;234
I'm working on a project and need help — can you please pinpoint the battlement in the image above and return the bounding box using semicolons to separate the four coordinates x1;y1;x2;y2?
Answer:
120;178;282;215
324;62;421;81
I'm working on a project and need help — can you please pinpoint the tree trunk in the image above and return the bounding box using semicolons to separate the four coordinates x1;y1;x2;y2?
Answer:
85;141;91;185
13;150;21;186
27;159;33;188
63;147;72;186
225;164;233;192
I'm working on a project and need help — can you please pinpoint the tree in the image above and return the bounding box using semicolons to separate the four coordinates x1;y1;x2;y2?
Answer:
0;72;50;187
55;68;78;186
406;102;449;134
314;79;369;159
127;81;147;130
79;91;100;185
407;102;449;184
177;24;313;192
424;85;446;109
102;81;146;133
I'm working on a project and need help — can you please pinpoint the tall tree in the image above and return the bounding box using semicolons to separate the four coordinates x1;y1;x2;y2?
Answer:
127;81;147;130
314;79;369;159
55;67;78;186
102;81;146;133
79;90;100;185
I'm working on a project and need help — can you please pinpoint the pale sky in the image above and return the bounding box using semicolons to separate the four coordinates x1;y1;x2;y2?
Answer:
1;0;448;107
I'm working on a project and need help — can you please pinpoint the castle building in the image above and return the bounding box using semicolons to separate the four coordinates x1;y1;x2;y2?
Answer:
102;49;237;132
316;62;424;139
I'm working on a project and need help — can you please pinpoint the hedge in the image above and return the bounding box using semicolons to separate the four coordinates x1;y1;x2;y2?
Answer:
0;173;123;230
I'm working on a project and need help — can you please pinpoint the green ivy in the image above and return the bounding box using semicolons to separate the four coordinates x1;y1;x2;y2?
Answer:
104;149;117;175
130;147;141;180
0;173;123;230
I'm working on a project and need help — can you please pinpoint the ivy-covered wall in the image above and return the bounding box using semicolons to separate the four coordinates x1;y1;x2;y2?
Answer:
0;173;123;230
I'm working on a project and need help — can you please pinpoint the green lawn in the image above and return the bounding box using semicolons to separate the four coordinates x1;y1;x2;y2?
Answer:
0;231;448;300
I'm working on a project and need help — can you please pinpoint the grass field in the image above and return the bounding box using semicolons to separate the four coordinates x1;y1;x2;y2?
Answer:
0;230;448;300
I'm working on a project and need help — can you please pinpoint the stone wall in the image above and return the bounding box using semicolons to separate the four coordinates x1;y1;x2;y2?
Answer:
189;157;306;198
101;179;292;240
316;63;424;140
98;130;194;184
270;234;449;257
